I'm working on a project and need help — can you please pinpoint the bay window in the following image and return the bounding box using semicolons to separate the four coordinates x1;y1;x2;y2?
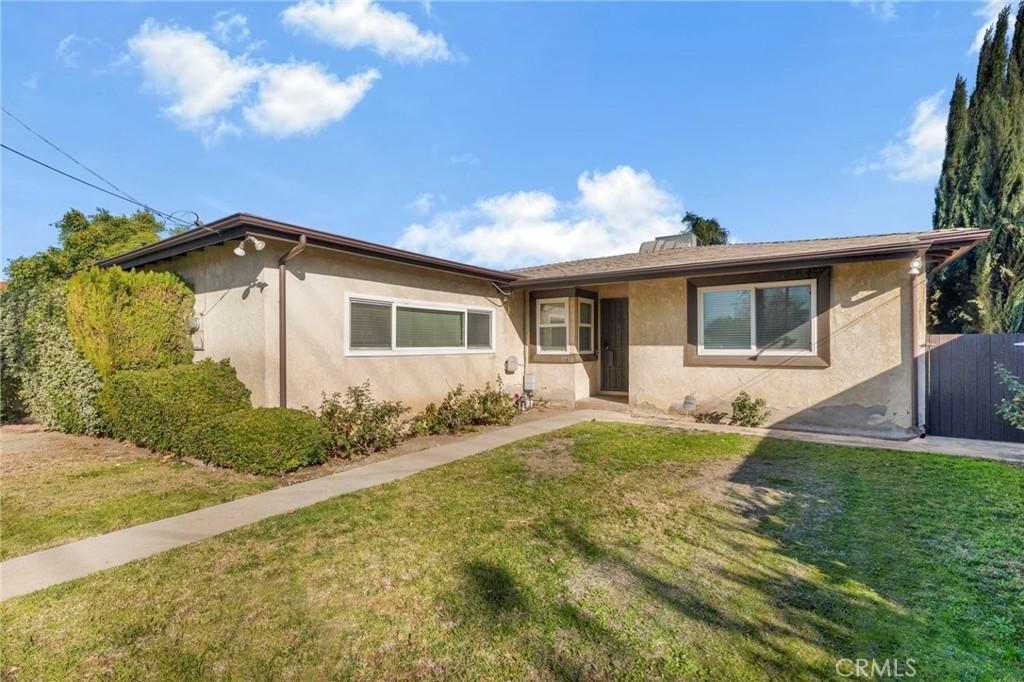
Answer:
537;298;569;354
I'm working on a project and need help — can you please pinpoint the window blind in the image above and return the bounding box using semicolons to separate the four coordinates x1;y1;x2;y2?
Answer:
350;300;392;349
467;311;492;349
756;285;812;351
396;307;464;348
702;289;751;349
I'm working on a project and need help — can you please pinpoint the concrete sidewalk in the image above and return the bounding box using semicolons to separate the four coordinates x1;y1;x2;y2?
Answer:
2;408;1019;601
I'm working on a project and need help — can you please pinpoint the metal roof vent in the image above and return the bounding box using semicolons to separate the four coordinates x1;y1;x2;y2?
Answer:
639;231;700;253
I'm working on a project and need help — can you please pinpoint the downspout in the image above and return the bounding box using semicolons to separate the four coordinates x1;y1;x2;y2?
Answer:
909;250;926;437
278;235;307;407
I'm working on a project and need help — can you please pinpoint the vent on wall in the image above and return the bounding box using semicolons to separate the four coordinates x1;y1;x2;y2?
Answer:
638;231;699;253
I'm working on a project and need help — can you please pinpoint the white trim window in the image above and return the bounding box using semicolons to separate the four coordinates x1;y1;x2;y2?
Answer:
536;298;569;354
697;279;816;356
346;294;494;356
578;299;594;354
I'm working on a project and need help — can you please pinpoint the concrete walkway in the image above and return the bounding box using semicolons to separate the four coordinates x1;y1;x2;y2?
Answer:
0;410;619;602
2;408;1020;601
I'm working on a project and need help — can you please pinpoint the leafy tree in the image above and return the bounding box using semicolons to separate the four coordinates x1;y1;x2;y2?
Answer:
681;211;730;245
931;4;1024;333
3;209;164;294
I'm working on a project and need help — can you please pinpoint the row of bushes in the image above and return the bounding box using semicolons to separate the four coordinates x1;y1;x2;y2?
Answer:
0;266;193;432
98;361;518;474
311;379;518;457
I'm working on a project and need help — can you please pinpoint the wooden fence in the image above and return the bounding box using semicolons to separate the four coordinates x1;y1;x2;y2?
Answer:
926;333;1024;443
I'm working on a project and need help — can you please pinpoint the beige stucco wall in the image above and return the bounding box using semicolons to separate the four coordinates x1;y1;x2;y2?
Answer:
629;258;920;436
157;240;525;412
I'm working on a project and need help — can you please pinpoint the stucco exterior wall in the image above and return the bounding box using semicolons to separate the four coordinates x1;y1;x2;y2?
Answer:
629;258;918;436
152;245;279;406
157;240;525;412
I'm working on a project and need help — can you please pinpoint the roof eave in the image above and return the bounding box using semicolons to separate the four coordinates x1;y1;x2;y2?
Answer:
97;213;520;283
507;229;991;289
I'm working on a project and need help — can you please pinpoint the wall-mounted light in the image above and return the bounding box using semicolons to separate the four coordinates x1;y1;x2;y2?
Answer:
909;257;923;276
233;236;266;257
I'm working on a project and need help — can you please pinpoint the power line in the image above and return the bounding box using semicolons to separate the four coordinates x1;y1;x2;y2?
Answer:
1;143;195;229
2;106;145;206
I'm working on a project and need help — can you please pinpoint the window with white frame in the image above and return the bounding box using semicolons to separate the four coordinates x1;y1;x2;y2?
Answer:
536;298;569;353
698;279;815;355
578;299;594;354
347;296;493;355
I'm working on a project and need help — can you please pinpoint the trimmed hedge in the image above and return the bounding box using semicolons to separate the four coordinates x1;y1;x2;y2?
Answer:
15;283;104;434
67;266;194;377
98;359;251;453
186;408;329;475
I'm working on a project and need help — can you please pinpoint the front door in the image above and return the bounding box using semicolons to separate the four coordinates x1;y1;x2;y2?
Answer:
600;298;629;392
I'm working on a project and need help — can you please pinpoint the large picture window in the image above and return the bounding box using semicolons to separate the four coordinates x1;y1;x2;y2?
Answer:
347;295;493;355
698;279;815;355
537;298;569;354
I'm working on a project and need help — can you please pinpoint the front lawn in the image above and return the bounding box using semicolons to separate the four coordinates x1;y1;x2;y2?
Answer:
2;423;1021;679
0;427;275;560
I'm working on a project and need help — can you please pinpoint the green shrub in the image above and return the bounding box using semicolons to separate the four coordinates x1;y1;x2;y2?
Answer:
16;284;104;434
994;363;1024;430
730;391;771;427
312;382;408;458
186;408;329;474
98;359;250;453
66;266;194;377
411;378;518;435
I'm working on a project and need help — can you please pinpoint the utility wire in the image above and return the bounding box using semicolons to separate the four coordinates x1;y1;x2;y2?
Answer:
1;142;195;228
2;106;146;206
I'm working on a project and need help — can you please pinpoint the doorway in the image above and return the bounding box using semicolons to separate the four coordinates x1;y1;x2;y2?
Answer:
600;298;629;392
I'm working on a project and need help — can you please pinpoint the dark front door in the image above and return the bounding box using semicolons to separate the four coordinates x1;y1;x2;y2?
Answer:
600;298;629;392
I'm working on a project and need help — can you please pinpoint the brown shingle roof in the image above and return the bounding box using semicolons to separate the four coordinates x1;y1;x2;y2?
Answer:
509;229;989;287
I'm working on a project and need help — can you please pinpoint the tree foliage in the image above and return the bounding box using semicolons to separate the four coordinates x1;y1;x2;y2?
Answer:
932;4;1024;333
681;211;730;246
1;209;165;422
4;209;165;294
66;267;194;378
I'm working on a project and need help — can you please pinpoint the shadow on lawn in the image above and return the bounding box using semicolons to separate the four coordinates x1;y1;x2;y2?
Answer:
451;451;920;680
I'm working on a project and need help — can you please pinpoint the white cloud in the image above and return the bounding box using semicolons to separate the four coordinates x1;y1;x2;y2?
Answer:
856;91;946;182
396;165;684;269
212;11;252;44
244;63;379;136
23;73;40;90
408;192;445;214
971;0;1015;54
127;17;377;143
55;33;99;67
282;0;452;62
128;19;262;134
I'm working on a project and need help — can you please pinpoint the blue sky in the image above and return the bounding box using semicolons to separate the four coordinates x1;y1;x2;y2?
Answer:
0;1;1004;269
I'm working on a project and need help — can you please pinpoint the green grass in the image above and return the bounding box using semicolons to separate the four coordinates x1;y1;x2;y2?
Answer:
1;449;275;560
2;423;1021;680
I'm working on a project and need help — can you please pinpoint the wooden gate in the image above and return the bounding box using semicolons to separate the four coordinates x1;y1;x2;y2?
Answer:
926;333;1024;443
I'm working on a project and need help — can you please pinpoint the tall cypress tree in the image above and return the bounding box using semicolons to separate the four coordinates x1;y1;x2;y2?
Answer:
932;4;1024;333
933;77;969;229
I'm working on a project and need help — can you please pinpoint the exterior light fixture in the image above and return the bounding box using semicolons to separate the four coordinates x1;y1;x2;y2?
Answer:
233;236;266;257
909;257;923;276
